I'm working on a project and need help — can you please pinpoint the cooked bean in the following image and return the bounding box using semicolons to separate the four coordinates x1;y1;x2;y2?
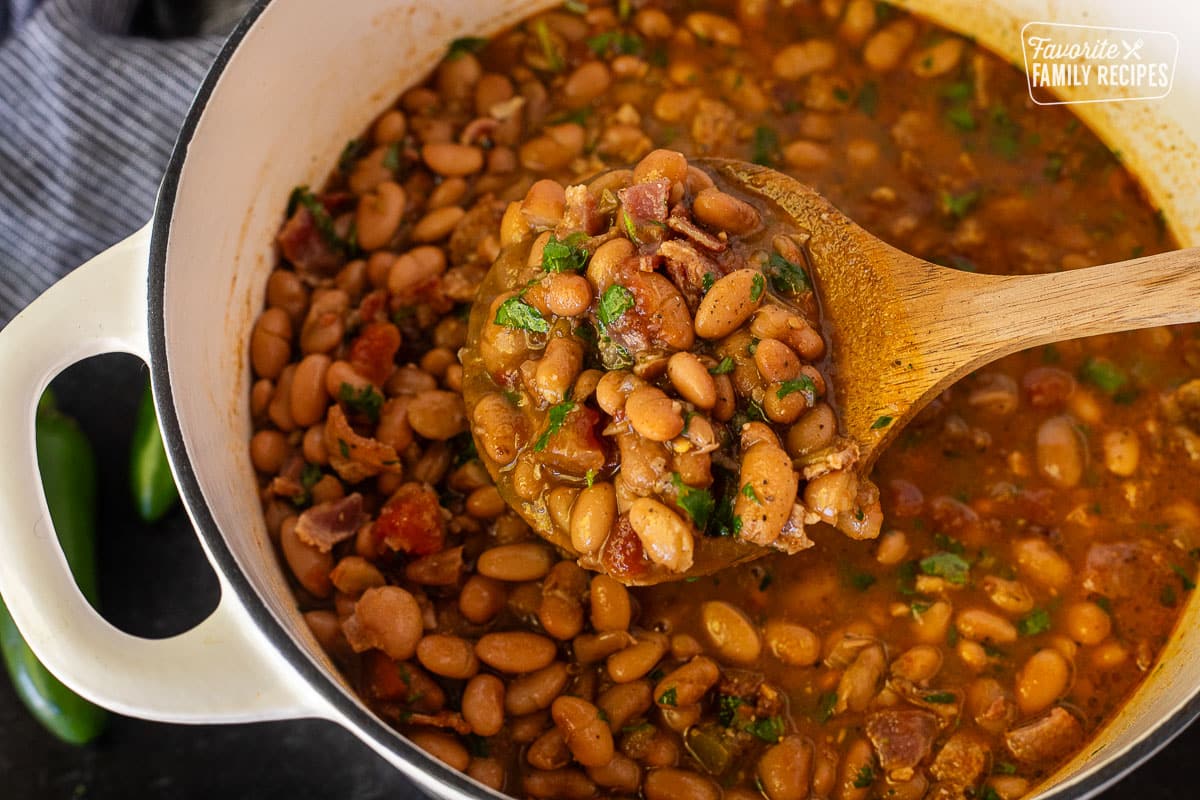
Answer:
644;767;720;800
251;307;293;380
265;269;308;324
587;753;640;792
1013;537;1073;590
344;586;423;661
1063;601;1112;646
626;386;685;442
539;561;588;641
665;352;716;409
862;19;916;71
695;269;765;339
787;402;836;456
454;575;505;625
911;600;953;645
356;180;406;251
629;498;695;573
563;61;612;109
280;516;332;598
472;392;527;465
596;680;652;732
478;542;555;581
835;737;873;800
467;758;506;792
417;634;481;679
736;436;799;547
569;481;616;555
1102;428;1140;476
891;645;943;683
507;662;571;715
552;695;614;767
544;274;592;317
590;574;632;632
1036;415;1085;487
534;336;584;403
654;656;719;708
412;205;466;242
700;601;762;665
607;632;668;683
410;730;470;772
765;620;821;667
290;353;331;427
757;735;813;800
528;727;572;770
982;576;1035;615
329;555;385;596
476;632;557;673
754;338;802;383
910;37;964;77
956;608;1019;645
1015;648;1071;714
875;530;909;565
249;429;289;473
523;768;596;800
773;39;837;79
405;389;466;441
388;247;447;295
1091;640;1129;670
595;370;643;416
684;11;742;46
693;188;760;235
575;630;635;664
422;142;484;176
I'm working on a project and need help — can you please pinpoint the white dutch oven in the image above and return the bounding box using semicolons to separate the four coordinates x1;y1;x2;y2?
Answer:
0;1;1197;797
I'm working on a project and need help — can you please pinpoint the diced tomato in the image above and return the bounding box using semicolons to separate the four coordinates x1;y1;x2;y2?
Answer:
372;483;445;556
601;514;649;579
349;321;402;385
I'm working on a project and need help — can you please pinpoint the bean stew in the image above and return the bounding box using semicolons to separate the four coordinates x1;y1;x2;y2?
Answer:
248;1;1199;798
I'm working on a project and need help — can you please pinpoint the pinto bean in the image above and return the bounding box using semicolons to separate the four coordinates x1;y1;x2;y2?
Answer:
507;662;571;716
757;735;813;800
280;516;332;598
476;632;558;673
590;574;632;632
694;270;765;339
607;632;668;683
693;188;760;235
356;180;406;251
765;620;821;666
563;61;612;109
251;307;293;379
1036;415;1084;487
410;731;470;772
735;436;798;548
343;586;423;660
1015;649;1071;714
654;656;719;708
553;696;615;767
629;498;695;573
478;542;555;581
422;142;484;176
644;767;720;800
700;601;762;665
571;481;616;555
626;386;685;442
773;39;838;79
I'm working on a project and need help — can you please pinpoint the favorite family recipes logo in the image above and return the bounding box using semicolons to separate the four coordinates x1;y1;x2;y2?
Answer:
1021;22;1178;104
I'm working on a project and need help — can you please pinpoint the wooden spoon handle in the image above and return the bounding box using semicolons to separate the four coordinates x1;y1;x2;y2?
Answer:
937;247;1200;371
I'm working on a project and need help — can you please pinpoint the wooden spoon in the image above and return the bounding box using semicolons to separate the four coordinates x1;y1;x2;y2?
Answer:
708;157;1200;471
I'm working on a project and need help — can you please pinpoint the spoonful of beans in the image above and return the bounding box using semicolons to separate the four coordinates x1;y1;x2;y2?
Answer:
460;150;1200;585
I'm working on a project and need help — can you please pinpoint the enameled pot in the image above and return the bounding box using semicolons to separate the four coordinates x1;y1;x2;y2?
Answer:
0;1;1197;797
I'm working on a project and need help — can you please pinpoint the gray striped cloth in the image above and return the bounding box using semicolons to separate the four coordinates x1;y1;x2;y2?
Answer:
0;0;252;326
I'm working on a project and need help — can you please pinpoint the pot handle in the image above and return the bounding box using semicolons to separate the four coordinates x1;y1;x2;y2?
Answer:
0;225;325;724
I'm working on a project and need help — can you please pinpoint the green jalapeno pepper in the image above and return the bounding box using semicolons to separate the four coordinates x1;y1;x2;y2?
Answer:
129;380;179;522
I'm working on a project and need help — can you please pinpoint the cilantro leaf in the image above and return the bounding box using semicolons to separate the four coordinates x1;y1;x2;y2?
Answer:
856;80;879;117
338;382;384;423
541;234;589;273
945;106;976;131
495;296;549;333
597;284;635;327
741;483;760;503
291;187;353;253
919;552;971;585
745;716;785;744
672;473;715;530
922;691;957;704
658;687;678;707
764;252;811;294
1079;357;1127;394
709;357;735;375
446;36;487;60
533;401;576;452
940;189;980;219
853;765;875;788
750;272;766;302
871;415;894;430
1017;608;1051;637
777;376;816;405
816;691;837;723
717;694;745;727
752;125;781;167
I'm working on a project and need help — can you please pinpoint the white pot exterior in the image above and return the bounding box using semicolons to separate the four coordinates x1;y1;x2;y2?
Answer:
6;1;1200;798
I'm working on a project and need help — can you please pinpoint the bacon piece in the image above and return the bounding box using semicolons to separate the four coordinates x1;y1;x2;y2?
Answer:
666;205;727;252
558;184;604;237
657;238;723;311
448;196;506;267
405;546;465;586
373;482;446;556
325;405;402;483
406;710;472;735
276;192;354;278
866;708;939;773
1005;707;1082;764
617;178;670;244
294;493;366;552
538;406;607;477
348;322;402;386
929;730;990;791
600;514;650;580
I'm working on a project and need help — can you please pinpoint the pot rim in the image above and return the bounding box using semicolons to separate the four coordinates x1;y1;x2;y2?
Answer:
144;1;1200;797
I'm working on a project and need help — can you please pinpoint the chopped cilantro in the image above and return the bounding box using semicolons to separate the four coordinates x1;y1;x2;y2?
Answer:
658;687;678;707
291;187;353;253
338;382;384;423
847;568;876;591
988;105;1022;159
531;19;565;72
994;762;1018;775
598;284;636;327
381;141;402;172
777;376;816;404
752;125;781;167
710;356;735;375
1162;584;1178;607
944;106;976;131
542;234;589;273
1079;357;1127;394
563;0;588;13
745;715;785;744
741;483;760;503
299;462;322;489
816;691;838;723
1018;608;1052;637
495;296;549;333
981;788;1004;800
941;81;973;101
337;138;363;174
764;252;811;294
702;272;716;292
717;694;745;726
587;30;643;57
1095;596;1113;615
1172;564;1197;591
919;552;970;585
533;401;576;452
852;765;875;788
898;560;919;595
1044;152;1065;181
672;473;716;530
855;80;879;117
337;438;351;459
732;515;743;534
750;273;766;302
923;691;956;704
621;721;654;734
446;36;487;60
871;415;894;430
585;468;596;488
940;189;980;219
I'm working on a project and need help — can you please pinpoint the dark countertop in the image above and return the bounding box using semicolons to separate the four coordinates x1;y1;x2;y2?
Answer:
0;353;1192;798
